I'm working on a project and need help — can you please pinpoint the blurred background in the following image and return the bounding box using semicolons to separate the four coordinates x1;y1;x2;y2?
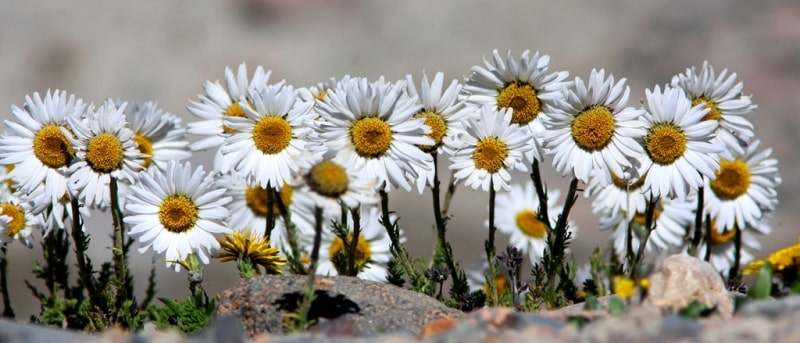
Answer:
1;0;797;320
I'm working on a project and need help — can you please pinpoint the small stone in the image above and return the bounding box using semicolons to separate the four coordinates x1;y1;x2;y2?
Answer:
643;253;734;319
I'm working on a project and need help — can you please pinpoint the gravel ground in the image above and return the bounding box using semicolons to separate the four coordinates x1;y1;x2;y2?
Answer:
0;0;797;321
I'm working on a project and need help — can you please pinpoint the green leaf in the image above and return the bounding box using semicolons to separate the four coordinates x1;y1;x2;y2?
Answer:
749;262;773;299
679;300;715;318
583;294;601;311
607;296;626;315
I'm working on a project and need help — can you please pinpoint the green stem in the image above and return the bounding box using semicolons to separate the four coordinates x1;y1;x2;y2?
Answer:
730;224;743;279
69;197;103;315
430;153;461;289
295;206;324;326
1;246;14;318
546;177;580;289
690;182;705;256
347;208;361;277
265;185;276;238
485;181;498;305
530;160;551;228
441;169;458;216
109;177;129;310
379;190;419;285
630;194;658;278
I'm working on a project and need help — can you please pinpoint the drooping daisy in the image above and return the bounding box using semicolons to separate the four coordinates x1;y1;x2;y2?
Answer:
704;135;780;231
493;181;573;263
671;61;757;141
449;106;531;192
220;84;315;190
312;205;398;282
638;85;723;199
744;237;800;276
463;49;571;163
124;161;232;271
313;77;434;192
540;69;646;184
218;171;295;243
186;63;271;174
0;90;85;205
217;229;286;275
586;154;649;219
602;196;694;256
405;72;471;194
64;100;144;209
294;158;379;211
0;168;39;247
696;218;767;275
126;101;191;172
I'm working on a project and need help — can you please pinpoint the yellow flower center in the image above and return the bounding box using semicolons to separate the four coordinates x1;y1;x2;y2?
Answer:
252;116;292;155
85;132;125;173
473;137;508;173
496;82;540;124
572;105;616;151
329;234;371;271
710;158;751;201
315;90;328;102
515;209;547;238
307;160;349;198
644;122;687;165
134;133;154;170
350;117;393;158
610;172;647;191
33;124;73;169
709;227;737;245
483;275;508;296
692;96;722;122
0;202;26;238
414;110;447;153
632;208;662;226
159;194;198;233
222;102;247;134
245;183;293;217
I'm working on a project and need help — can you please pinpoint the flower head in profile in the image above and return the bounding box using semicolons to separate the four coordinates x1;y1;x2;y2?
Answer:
310;205;397;282
0;90;85;205
493;181;574;263
697;217;769;275
187;63;271;173
540;69;646;184
602;196;695;256
124;161;232;271
294;158;379;210
463;49;571;163
221;84;315;189
449;106;531;192
586;154;649;219
704;135;780;231
638;85;723;198
218;229;286;275
65;100;144;209
313;77;433;192
405;72;471;193
126;101;191;172
671;61;756;141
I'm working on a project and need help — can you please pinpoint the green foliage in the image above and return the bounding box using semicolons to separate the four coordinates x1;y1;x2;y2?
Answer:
607;296;626;315
148;291;216;335
749;262;773;300
679;300;716;319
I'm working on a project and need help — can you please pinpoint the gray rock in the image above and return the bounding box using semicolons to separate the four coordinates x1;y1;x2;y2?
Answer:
215;275;461;337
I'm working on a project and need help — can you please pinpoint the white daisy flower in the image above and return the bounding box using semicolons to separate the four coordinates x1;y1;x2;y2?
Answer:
466;259;510;296
697;218;768;275
540;69;646;184
602;196;694;256
298;75;352;105
671;61;757;141
638;85;724;199
313;77;434;192
126;101;191;172
221;84;315;190
124;161;232;271
493;181;574;263
405;72;471;193
312;205;398;282
218;172;295;243
186;63;271;174
0;90;85;205
704;135;780;231
64;100;144;209
0;168;39;248
294;158;379;211
463;49;571;163
449;106;531;192
586;154;649;219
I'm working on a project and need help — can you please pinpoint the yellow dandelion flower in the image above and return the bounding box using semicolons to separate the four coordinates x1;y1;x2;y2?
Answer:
744;240;800;275
613;276;636;299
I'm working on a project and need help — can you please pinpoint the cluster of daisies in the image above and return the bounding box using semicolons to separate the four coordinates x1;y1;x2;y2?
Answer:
0;50;780;293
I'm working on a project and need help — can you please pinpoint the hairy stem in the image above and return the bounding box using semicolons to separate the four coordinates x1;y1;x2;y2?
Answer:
485;181;498;304
0;246;13;318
